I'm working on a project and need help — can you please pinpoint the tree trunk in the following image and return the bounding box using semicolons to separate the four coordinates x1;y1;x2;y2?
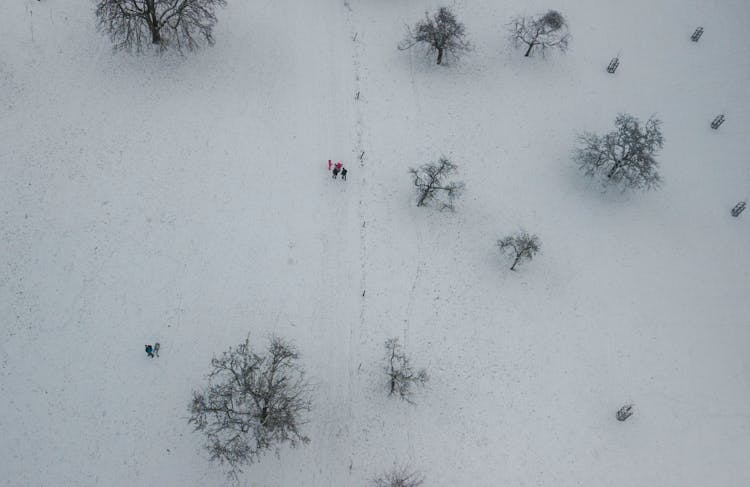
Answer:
388;353;396;394
436;48;443;65
146;1;160;45
510;254;521;271
417;188;429;206
607;162;621;179
151;26;161;45
524;42;534;57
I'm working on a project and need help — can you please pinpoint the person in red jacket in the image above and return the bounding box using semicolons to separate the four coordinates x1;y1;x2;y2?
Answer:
328;159;332;171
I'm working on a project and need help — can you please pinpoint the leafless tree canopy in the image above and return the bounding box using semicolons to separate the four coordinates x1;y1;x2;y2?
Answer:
373;466;425;487
509;10;570;57
96;0;227;52
398;7;470;65
188;336;312;475
384;338;428;403
574;114;664;190
409;157;465;210
497;231;541;271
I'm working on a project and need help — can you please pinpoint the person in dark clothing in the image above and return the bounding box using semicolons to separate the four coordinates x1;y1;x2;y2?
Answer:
340;167;347;180
145;344;154;358
153;342;160;357
332;167;340;179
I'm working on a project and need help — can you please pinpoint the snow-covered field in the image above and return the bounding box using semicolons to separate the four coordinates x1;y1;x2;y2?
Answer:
2;0;749;485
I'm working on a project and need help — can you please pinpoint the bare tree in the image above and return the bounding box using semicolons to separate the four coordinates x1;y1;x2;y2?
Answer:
574;114;664;190
374;466;425;487
509;10;570;57
409;157;465;210
95;0;227;52
398;7;470;65
497;231;541;271
384;338;428;403
188;336;312;475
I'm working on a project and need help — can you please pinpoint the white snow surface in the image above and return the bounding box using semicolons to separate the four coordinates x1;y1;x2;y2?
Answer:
1;0;749;486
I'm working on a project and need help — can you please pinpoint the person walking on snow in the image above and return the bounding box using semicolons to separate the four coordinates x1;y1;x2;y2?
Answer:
328;159;332;171
332;166;340;179
341;167;348;180
145;344;154;358
335;161;343;172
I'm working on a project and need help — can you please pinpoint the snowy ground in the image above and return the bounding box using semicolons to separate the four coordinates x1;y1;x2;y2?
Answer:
1;0;749;486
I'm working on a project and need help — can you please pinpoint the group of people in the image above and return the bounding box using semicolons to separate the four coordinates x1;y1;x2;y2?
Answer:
328;159;348;180
145;343;160;358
